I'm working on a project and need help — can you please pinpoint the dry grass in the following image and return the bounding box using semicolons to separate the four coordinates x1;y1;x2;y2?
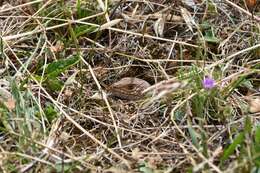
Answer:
0;0;260;172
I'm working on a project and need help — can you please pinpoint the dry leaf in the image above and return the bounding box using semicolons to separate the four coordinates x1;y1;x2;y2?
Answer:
131;4;139;17
0;68;6;75
246;0;257;11
100;19;122;30
90;92;103;100
147;155;163;170
64;89;73;98
4;98;16;111
50;40;64;53
0;88;12;101
60;131;70;141
249;97;260;113
124;12;182;22
182;0;197;10
64;71;78;85
0;87;15;111
96;0;105;11
132;147;143;160
154;14;165;37
180;7;196;32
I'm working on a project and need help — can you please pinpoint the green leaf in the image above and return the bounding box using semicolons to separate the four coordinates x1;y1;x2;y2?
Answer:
200;21;220;43
244;116;252;134
188;121;200;149
203;35;220;43
45;55;80;78
76;0;81;16
240;79;254;89
32;74;44;82
139;167;153;173
45;77;63;91
207;1;217;14
76;0;94;19
204;30;220;43
0;34;3;57
74;25;98;38
172;109;185;122
254;127;260;167
139;166;154;173
220;132;245;164
222;76;246;99
255;126;260;144
54;163;72;173
139;162;154;173
44;104;58;122
200;21;211;30
192;94;205;118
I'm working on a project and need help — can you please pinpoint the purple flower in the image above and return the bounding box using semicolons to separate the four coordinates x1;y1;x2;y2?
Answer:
202;76;215;89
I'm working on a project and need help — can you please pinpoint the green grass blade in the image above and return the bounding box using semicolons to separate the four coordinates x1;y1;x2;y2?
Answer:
220;132;245;165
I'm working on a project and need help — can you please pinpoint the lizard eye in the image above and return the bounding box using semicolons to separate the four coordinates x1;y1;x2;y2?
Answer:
125;84;136;90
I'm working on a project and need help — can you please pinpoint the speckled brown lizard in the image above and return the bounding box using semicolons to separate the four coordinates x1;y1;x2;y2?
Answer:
101;77;151;101
107;86;143;100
